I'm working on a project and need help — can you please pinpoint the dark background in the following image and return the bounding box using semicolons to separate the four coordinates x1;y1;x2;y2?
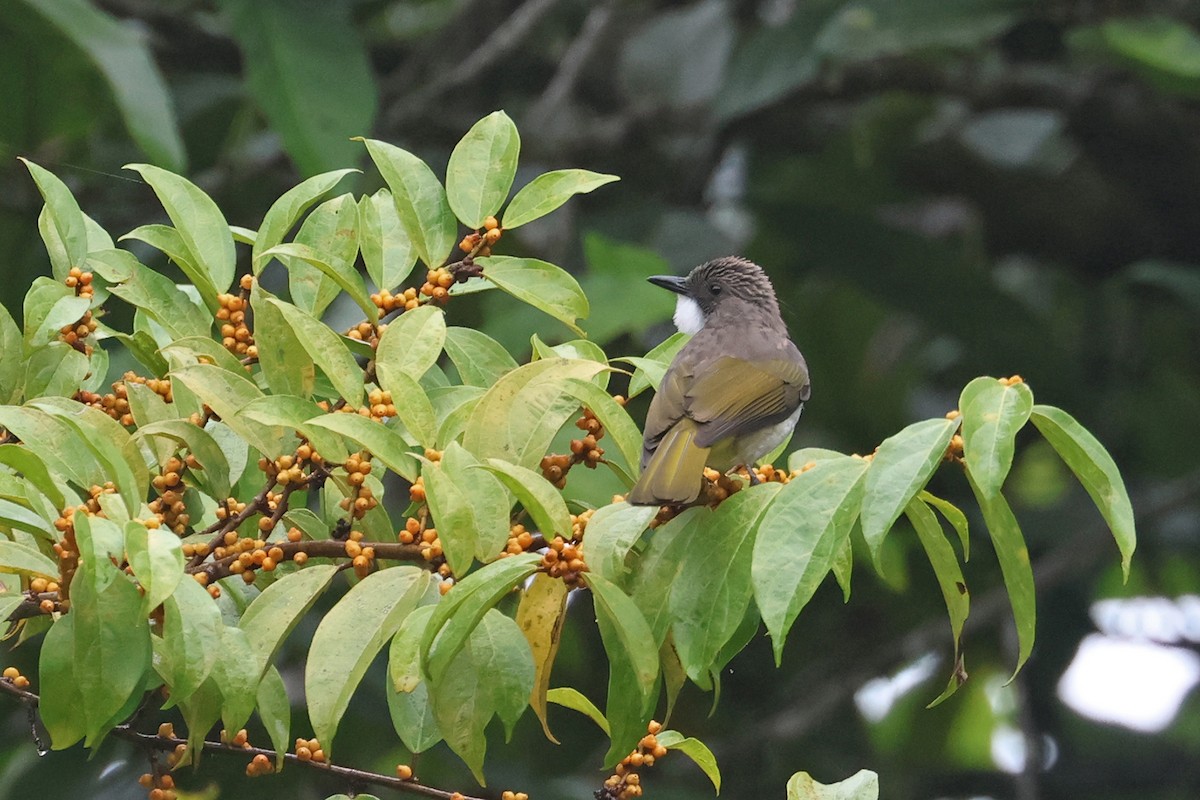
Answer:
1;1;1199;799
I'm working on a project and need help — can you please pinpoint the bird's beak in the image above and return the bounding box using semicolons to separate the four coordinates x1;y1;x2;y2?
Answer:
647;275;689;295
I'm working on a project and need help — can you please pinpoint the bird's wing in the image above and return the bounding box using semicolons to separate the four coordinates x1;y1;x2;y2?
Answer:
639;355;692;469
685;355;809;448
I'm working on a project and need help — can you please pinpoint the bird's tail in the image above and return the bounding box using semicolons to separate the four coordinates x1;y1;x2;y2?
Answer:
627;419;710;506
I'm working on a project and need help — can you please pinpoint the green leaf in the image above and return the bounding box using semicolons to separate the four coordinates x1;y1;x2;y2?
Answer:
504;169;620;229
304;412;419;481
360;138;458;269
560;377;642;479
252;286;314;398
29;397;149;516
860;417;958;568
20;159;87;278
359;190;419;291
288;194;361;318
966;471;1035;680
546;686;610;734
72;514;124;592
24;283;88;348
1101;16;1200;96
218;0;377;175
23;344;87;400
422;553;542;682
753;456;869;664
71;566;151;744
88;247;211;340
477;256;589;336
20;0;185;169
655;730;721;793
627;508;702;645
1030;404;1136;579
446;111;521;229
422;443;511;573
239;396;346;465
126;521;184;614
264;297;363;404
170;364;282;457
959;377;1033;498
373;369;437;449
621;332;690;399
589;573;660;765
39;615;86;749
377;305;446;382
210;625;258;733
252;169;359;268
0;303;23;403
427;625;488;782
0;406;98;489
462;358;607;469
0;497;55;539
0;444;64;508
387;606;444;752
306;567;431;756
472;609;536;739
920;491;970;561
118;223;210;306
0;539;57;579
124;163;235;296
262;242;376;323
516;573;569;742
905;499;969;705
478;458;572;540
239;564;339;678
135;421;233;500
672;483;782;683
157;576;222;704
444;326;518;387
178;678;223;766
257;665;291;770
581;502;658;582
786;769;879;800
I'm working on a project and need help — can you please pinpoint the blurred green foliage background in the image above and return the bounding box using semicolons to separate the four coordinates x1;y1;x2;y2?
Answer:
2;1;1200;799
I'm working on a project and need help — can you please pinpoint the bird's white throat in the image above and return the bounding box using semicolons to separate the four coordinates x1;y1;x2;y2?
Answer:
673;296;705;335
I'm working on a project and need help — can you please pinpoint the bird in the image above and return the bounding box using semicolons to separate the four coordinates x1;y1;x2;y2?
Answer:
627;256;810;506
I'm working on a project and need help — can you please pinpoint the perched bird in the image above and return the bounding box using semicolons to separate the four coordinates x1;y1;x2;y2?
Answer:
627;257;810;506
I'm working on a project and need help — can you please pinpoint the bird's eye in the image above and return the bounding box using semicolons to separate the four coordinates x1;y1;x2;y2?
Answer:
709;284;722;295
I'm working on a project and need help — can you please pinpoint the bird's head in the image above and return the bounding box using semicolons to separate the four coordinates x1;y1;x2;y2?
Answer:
648;256;779;335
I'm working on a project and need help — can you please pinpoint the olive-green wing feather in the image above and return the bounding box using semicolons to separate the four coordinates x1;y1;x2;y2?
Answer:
685;355;808;448
627;417;709;505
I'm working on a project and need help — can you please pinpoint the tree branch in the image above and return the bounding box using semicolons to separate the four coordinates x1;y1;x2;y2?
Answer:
0;679;487;800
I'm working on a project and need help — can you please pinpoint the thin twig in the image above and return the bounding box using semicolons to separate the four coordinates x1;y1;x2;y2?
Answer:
529;1;616;120
0;678;485;800
384;0;562;124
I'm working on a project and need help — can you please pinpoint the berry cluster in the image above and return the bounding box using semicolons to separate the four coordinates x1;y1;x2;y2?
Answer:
419;267;455;305
245;753;274;777
371;286;420;314
501;792;530;800
76;371;173;426
598;721;669;800
25;576;62;615
539;403;620;489
345;320;383;349
337;452;378;521
2;666;30;690
343;529;377;579
367;388;397;421
216;275;256;358
59;267;97;354
500;510;594;587
149;456;190;534
458;215;503;257
293;736;327;763
136;769;177;800
228;537;287;584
